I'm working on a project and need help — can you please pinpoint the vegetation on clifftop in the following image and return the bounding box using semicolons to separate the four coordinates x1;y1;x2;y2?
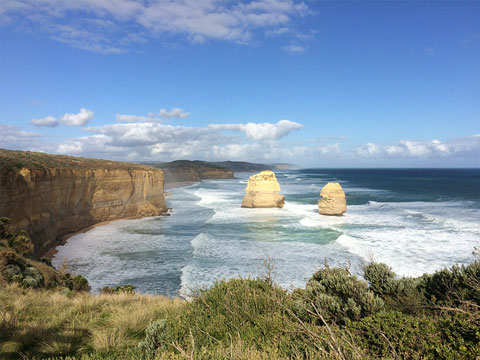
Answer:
0;149;160;173
1;219;479;359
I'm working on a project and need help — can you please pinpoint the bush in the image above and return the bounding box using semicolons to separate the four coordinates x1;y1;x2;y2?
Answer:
101;285;136;294
154;278;292;355
8;231;34;255
350;310;480;359
421;261;480;306
0;217;12;239
72;275;90;291
137;319;167;358
363;262;424;312
293;266;384;325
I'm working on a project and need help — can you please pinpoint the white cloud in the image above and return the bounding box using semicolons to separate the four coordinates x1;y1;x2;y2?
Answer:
210;119;303;141
265;27;289;37
60;108;94;126
283;44;305;53
317;143;340;155
357;135;480;159
116;113;157;123
0;124;53;152
356;142;379;156
53;119;308;162
159;107;190;120
30;115;58;127
116;108;189;122
1;0;310;53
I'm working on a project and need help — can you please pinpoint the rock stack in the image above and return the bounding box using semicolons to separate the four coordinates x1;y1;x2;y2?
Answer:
318;182;347;216
241;170;285;208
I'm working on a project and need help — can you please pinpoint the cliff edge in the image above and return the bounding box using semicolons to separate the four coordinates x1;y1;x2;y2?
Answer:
0;150;167;255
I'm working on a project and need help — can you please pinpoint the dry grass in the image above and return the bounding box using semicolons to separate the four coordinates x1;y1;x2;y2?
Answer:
0;282;183;359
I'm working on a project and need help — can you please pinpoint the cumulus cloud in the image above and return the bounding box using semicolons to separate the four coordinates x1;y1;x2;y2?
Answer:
60;108;94;126
0;124;53;152
210;120;303;141
53;119;308;163
30;115;58;127
1;0;310;53
159;107;189;120
356;142;379;156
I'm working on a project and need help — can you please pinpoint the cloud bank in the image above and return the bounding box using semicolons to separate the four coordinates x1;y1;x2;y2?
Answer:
1;0;310;53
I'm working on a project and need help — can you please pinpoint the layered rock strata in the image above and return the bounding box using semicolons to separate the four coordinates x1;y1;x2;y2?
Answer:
0;150;167;255
318;182;347;216
241;170;285;208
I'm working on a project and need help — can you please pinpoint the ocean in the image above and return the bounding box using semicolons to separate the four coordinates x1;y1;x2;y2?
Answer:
52;169;480;297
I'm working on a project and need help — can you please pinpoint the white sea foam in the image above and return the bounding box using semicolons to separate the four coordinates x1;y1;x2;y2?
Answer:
52;171;480;296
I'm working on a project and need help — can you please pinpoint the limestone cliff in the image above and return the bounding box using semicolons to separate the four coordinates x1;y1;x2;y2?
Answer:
0;150;167;255
241;170;285;208
318;182;347;216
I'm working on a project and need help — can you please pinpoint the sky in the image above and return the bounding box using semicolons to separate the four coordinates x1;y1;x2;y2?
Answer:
0;0;479;168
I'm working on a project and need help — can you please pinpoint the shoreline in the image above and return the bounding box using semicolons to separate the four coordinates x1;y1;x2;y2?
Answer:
43;217;139;260
43;181;195;260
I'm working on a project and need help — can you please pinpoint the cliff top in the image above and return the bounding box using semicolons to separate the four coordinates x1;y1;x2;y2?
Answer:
145;160;228;171
0;149;159;173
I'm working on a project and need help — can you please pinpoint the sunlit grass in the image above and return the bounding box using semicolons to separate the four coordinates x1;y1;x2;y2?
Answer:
0;282;183;359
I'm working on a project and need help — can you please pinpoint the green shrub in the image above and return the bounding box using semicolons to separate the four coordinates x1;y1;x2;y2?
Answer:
350;310;480;359
156;278;292;355
8;230;34;255
293;266;384;325
363;262;424;312
101;285;136;294
421;261;480;306
22;276;39;288
0;217;12;239
72;275;90;291
2;264;22;281
137;319;167;358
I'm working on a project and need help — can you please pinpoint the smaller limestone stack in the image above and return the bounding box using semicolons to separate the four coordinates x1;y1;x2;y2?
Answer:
318;182;347;216
241;170;285;208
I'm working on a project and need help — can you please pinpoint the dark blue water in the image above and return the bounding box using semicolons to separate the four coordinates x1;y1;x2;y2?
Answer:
53;169;480;296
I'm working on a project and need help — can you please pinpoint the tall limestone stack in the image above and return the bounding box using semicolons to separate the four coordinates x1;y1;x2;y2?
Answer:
241;170;285;208
318;182;347;216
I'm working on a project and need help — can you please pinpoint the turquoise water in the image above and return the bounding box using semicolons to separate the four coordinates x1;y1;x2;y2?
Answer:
52;169;480;297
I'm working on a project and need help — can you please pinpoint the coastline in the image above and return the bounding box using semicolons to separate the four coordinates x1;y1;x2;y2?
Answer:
43;181;195;260
43;218;139;259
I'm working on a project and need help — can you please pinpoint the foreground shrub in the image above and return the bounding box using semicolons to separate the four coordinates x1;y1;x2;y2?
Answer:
143;278;296;357
363;262;424;312
421;261;480;306
293;266;384;325
101;284;136;294
72;275;90;291
137;319;167;358
8;230;34;255
350;310;480;359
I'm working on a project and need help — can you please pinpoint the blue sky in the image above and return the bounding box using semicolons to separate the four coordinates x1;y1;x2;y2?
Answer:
0;0;479;167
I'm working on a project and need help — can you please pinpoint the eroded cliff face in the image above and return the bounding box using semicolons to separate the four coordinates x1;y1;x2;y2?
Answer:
0;150;167;255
